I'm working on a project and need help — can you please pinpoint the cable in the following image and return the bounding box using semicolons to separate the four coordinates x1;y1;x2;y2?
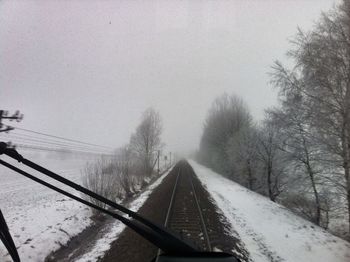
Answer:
0;132;114;155
12;127;113;149
15;143;114;156
6;132;111;152
1;135;113;155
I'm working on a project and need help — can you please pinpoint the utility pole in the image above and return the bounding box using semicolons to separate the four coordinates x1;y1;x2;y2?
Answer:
164;155;168;170
0;110;23;133
169;152;172;167
157;150;160;175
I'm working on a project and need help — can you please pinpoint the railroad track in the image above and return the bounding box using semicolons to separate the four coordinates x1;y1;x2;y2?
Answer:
101;160;249;262
164;161;212;252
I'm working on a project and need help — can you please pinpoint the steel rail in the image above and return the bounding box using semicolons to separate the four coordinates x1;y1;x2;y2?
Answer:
164;167;181;227
163;162;211;252
189;172;212;251
156;166;182;261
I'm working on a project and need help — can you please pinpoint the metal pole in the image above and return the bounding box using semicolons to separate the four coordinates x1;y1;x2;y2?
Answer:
157;150;160;175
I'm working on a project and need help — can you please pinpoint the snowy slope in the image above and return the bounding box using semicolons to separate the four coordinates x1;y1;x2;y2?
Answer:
189;160;350;262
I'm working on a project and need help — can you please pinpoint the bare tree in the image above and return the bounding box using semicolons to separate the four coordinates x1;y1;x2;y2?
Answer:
199;94;252;177
227;125;261;190
268;98;325;225
113;146;137;197
269;1;350;231
82;157;121;211
130;108;163;178
271;1;350;230
256;118;288;202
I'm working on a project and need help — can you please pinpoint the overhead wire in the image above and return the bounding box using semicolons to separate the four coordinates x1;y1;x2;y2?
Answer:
0;134;113;155
0;138;113;156
15;144;114;156
11;127;113;149
0;127;116;156
0;139;113;156
10;132;107;149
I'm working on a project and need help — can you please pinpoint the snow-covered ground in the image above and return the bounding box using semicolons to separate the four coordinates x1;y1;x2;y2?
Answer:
0;152;97;262
74;168;170;262
189;160;350;262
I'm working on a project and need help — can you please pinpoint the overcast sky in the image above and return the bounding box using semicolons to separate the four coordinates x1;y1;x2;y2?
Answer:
0;0;338;155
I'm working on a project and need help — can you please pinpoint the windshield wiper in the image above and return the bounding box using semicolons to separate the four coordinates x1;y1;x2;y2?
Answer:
0;209;20;262
0;142;197;262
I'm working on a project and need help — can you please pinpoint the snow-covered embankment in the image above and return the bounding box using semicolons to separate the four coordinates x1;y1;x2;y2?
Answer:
189;160;350;262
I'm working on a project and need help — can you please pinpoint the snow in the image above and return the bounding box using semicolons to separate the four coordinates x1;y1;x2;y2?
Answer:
74;167;171;262
189;160;350;262
3;155;348;262
0;149;171;262
0;152;96;262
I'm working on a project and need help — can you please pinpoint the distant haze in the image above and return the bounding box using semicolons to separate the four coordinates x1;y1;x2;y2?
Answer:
0;0;338;155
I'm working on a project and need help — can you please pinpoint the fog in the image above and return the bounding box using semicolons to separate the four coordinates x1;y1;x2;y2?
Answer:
0;0;338;155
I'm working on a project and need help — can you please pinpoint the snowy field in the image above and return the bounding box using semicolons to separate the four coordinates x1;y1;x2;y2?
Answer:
189;160;350;262
0;151;97;262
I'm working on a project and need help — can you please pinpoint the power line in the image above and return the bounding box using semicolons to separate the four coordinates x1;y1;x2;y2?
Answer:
12;127;113;150
15;143;114;156
9;132;107;150
1;135;113;155
1;133;113;154
8;132;90;147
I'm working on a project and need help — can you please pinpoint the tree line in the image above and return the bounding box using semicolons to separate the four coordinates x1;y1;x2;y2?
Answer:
82;107;163;211
197;1;350;240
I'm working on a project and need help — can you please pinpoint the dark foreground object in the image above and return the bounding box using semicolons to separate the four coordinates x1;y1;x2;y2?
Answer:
156;253;239;262
0;209;20;262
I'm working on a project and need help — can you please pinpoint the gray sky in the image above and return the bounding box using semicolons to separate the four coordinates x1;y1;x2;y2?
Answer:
0;0;338;155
